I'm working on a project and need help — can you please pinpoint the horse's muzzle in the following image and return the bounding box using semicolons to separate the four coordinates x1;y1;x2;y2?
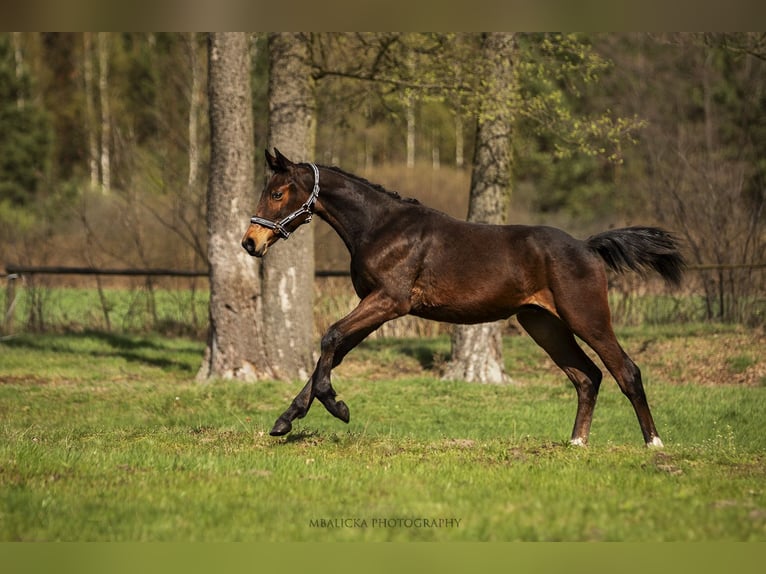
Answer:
241;225;272;258
242;236;266;257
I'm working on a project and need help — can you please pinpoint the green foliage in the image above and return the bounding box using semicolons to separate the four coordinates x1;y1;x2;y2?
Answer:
310;33;645;222
512;34;645;219
0;35;53;205
517;33;644;161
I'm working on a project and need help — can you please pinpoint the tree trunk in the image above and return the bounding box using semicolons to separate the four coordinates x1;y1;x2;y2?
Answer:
406;91;416;168
443;32;516;384
97;32;111;194
455;111;464;168
82;33;99;191
11;33;24;109
187;32;202;191
261;32;317;381
198;32;267;381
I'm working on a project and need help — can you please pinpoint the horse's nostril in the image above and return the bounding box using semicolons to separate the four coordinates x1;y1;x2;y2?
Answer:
242;237;255;253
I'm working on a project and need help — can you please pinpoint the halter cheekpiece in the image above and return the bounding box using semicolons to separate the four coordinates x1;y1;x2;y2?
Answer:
250;163;320;240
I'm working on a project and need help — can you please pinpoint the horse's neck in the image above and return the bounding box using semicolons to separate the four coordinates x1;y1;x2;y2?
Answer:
315;172;394;256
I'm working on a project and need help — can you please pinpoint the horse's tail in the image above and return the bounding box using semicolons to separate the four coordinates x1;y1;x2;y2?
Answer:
586;226;685;286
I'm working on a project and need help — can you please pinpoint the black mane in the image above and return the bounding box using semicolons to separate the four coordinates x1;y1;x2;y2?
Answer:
321;165;421;205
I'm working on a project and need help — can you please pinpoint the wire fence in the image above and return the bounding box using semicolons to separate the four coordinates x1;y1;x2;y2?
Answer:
2;262;764;338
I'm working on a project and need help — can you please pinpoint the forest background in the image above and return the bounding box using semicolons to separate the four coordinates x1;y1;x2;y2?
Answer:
0;32;764;334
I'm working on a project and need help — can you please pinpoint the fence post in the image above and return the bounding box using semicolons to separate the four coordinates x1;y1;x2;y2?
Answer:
4;273;18;335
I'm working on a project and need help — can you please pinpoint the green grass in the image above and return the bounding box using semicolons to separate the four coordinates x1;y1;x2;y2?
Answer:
1;329;765;541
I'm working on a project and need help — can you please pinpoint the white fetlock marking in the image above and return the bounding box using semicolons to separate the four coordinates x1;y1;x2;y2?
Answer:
570;437;587;447
647;436;664;448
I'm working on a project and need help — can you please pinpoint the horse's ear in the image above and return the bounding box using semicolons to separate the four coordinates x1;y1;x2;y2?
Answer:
265;148;295;173
273;148;294;171
265;149;280;172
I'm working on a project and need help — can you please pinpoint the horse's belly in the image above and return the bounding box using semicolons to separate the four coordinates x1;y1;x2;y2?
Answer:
411;305;517;324
409;284;523;324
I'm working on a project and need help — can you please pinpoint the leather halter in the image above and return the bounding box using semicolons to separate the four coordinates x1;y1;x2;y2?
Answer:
250;163;320;240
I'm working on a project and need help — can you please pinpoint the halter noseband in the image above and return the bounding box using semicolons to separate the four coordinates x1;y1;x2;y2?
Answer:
250;163;320;240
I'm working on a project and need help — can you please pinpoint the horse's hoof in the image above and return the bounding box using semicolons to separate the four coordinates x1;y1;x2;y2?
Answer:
646;436;664;448
270;418;292;436
335;400;350;423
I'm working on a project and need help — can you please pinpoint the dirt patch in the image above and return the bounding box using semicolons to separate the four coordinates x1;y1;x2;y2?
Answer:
0;374;51;385
442;438;476;449
633;329;766;386
334;327;766;388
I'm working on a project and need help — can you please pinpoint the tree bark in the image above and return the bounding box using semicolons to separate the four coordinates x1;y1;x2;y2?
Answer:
406;90;416;168
443;32;517;384
198;32;267;381
455;112;464;168
11;32;24;109
262;32;317;380
82;33;99;191
187;32;202;191
97;32;111;194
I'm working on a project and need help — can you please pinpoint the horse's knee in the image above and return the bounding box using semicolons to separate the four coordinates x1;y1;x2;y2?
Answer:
618;361;647;401
567;366;602;399
321;326;342;355
581;365;603;389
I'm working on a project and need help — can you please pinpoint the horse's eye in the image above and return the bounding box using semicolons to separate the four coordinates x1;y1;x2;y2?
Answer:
271;191;284;201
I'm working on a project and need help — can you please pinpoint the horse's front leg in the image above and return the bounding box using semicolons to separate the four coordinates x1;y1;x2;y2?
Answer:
270;291;408;436
268;354;350;437
269;378;315;436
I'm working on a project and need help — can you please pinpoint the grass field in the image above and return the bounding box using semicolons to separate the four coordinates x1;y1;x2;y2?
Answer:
1;325;765;541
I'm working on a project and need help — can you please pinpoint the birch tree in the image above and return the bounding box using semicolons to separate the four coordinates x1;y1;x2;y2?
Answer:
97;32;110;194
82;32;99;191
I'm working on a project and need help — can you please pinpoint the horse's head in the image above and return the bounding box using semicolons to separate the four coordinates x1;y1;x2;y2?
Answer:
241;149;319;257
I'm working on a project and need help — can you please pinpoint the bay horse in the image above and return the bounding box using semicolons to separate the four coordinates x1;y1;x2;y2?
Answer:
242;149;685;447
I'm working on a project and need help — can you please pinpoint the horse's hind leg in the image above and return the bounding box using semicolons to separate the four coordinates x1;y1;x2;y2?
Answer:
582;331;663;447
517;308;603;446
556;288;663;447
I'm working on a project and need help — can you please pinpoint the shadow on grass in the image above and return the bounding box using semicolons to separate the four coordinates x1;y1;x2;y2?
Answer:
1;330;202;374
356;338;451;371
281;429;324;444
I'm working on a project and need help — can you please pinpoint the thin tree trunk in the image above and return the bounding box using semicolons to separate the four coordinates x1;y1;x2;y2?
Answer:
97;32;111;194
443;32;517;384
187;32;201;191
198;32;267;381
406;92;416;168
262;32;317;381
11;32;24;109
83;33;99;191
455;111;464;168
